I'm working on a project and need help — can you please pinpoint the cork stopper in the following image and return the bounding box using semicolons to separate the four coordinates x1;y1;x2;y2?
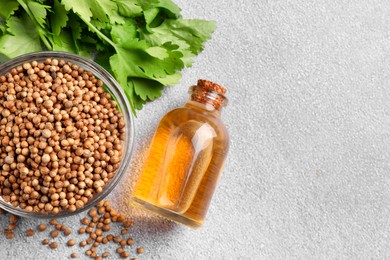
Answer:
189;79;227;111
197;79;227;95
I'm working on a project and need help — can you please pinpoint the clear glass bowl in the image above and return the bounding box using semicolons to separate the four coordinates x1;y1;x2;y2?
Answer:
0;51;134;218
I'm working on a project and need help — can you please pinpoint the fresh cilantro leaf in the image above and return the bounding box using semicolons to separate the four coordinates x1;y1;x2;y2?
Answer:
145;46;168;60
140;18;215;67
143;8;160;29
142;0;181;32
113;39;184;86
26;0;51;28
51;29;77;52
95;50;114;74
0;17;6;35
155;19;216;55
61;0;124;24
137;0;159;10
132;77;164;101
110;19;137;46
155;0;181;17
0;15;42;61
67;15;86;53
114;0;143;17
0;24;5;36
110;57;138;113
52;28;92;58
51;0;68;36
0;0;20;20
132;94;146;111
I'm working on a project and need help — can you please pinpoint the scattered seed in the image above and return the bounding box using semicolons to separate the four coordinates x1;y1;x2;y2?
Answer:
67;239;75;247
64;229;71;236
8;223;16;230
78;228;86;234
86;237;93;244
42;239;49;245
114;236;121;243
86;226;93;233
25;229;35;237
38;224;47;232
49;242;58;249
120;251;129;258
117;215;125;223
137;247;144;254
55;224;63;231
89;209;97;217
50;230;59;238
123;221;132;228
6;232;14;239
81;217;89;225
9;215;18;224
70;253;77;258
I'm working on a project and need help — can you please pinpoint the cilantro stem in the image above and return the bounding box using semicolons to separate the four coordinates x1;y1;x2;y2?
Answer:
38;29;52;50
78;16;117;50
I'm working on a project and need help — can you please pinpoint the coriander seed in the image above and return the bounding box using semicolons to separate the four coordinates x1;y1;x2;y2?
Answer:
67;239;75;247
49;242;58;249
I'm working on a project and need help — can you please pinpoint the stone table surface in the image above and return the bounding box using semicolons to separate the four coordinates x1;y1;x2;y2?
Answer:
2;0;390;259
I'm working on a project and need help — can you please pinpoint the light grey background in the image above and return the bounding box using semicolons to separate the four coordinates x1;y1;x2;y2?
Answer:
2;0;390;259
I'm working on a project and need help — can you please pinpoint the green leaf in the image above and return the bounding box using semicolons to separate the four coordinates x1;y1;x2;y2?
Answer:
112;39;183;86
132;77;164;100
51;0;68;36
143;8;160;28
114;0;143;17
51;28;92;58
157;19;215;55
140;18;215;67
110;19;137;46
142;0;181;32
95;50;114;74
61;0;125;24
26;0;51;28
145;46;168;59
51;29;76;52
0;15;42;61
0;0;20;20
0;25;5;36
0;17;6;35
156;0;181;17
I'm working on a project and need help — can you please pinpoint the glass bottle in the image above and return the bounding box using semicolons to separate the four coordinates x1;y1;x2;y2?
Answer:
132;79;230;228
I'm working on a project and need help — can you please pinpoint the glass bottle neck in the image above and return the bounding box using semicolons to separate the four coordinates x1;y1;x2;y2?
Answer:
186;85;228;113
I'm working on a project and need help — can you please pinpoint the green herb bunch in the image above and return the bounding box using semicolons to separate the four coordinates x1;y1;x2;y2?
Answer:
0;0;216;113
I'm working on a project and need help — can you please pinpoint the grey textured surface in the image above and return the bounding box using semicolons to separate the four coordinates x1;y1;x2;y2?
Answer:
1;0;390;259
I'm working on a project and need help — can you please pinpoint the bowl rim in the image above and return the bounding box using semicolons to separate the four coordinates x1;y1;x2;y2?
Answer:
0;51;135;218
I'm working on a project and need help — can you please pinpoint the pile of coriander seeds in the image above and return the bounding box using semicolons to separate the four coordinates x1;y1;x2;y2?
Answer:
0;58;126;214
